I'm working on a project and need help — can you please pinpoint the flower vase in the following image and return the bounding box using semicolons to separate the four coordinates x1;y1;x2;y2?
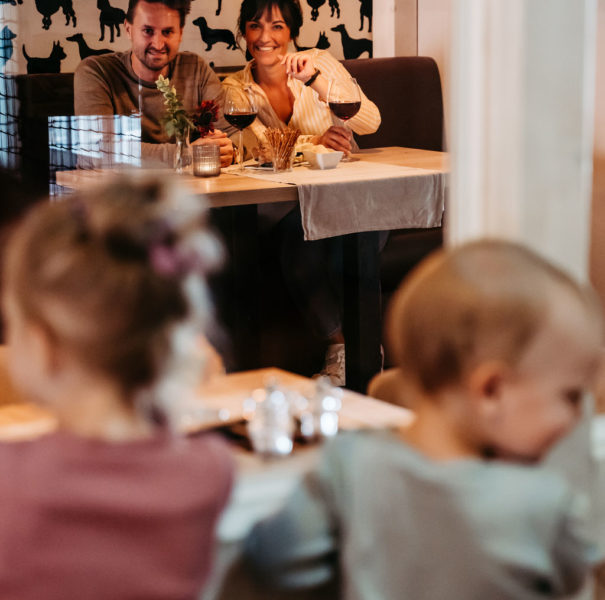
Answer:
174;127;192;174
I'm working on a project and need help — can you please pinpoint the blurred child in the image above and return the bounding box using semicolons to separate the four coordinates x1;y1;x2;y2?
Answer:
245;239;603;599
0;177;233;599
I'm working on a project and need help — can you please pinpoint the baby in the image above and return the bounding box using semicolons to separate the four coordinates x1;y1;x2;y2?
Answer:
245;239;603;599
0;177;233;599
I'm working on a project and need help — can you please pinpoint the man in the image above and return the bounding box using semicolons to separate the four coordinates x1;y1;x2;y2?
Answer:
74;0;235;167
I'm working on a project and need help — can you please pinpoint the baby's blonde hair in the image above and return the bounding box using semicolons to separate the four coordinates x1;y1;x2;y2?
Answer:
387;239;601;394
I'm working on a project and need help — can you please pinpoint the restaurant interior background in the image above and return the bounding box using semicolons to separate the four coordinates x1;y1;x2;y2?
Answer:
0;0;604;324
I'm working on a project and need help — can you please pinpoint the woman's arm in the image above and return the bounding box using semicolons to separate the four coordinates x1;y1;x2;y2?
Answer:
284;49;381;136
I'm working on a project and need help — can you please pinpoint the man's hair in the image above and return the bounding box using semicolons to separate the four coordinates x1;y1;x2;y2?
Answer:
126;0;192;28
386;239;602;395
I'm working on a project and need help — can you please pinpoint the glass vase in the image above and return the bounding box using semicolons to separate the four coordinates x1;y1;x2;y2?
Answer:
174;127;192;174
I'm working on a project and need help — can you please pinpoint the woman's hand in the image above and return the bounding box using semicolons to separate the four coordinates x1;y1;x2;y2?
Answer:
192;129;234;168
280;52;316;83
313;126;352;153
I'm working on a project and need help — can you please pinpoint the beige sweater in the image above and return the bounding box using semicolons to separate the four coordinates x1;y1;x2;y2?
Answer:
74;51;236;166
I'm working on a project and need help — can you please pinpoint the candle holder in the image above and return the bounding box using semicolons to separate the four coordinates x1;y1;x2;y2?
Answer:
192;144;221;178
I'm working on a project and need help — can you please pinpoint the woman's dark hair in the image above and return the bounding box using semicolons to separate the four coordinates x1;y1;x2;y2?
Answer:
126;0;192;28
237;0;303;40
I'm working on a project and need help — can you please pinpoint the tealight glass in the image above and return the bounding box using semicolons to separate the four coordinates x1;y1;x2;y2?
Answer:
193;144;221;177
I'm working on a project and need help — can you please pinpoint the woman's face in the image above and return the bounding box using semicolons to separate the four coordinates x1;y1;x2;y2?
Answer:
245;4;292;67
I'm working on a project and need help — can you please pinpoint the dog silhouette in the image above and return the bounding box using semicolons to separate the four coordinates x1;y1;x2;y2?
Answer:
329;0;340;18
215;0;221;16
192;17;237;51
23;41;66;73
330;24;372;59
35;0;76;30
294;31;330;52
0;26;17;71
359;0;372;32
66;33;112;60
307;0;325;22
97;0;126;43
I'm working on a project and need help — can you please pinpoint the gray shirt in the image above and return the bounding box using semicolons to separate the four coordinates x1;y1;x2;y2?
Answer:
74;51;236;165
246;431;600;599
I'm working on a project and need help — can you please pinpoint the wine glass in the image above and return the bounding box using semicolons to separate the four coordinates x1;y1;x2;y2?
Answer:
223;87;257;171
327;77;361;162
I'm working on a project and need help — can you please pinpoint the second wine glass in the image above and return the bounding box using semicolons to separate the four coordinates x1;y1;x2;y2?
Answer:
327;77;361;162
223;87;257;171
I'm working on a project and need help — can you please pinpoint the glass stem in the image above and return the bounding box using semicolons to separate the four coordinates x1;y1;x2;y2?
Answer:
238;129;244;171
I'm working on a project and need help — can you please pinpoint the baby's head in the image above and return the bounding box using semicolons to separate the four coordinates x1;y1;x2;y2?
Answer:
1;176;221;420
387;239;603;462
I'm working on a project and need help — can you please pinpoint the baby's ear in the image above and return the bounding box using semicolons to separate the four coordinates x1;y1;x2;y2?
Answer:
466;360;510;416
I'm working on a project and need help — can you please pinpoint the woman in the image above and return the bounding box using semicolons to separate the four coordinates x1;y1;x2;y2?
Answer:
223;0;381;384
224;0;380;154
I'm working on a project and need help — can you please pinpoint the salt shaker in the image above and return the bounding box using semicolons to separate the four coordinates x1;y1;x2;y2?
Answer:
247;381;295;457
299;376;343;440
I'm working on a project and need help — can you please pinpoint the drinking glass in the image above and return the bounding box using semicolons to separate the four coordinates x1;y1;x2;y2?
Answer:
223;87;257;171
327;77;361;162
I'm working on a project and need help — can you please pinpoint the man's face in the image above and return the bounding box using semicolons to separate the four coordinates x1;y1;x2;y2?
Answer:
125;1;183;80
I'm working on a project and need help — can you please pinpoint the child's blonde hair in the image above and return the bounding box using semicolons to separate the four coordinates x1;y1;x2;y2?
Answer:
2;176;222;412
387;239;601;394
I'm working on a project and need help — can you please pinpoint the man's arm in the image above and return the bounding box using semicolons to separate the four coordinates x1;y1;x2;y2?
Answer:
74;57;177;167
74;57;116;116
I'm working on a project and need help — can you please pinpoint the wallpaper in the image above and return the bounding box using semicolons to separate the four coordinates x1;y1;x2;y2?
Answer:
0;0;373;75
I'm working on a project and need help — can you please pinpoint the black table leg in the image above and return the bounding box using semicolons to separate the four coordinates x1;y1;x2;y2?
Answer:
213;204;261;371
342;231;383;393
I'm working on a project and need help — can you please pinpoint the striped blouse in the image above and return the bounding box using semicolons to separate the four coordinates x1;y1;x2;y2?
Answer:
222;49;381;151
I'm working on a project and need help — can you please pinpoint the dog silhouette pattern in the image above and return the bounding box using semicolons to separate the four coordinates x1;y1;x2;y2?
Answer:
215;0;221;16
97;0;126;43
66;33;112;60
192;17;237;51
294;31;330;52
0;26;17;71
359;0;372;32
329;0;340;18
307;0;325;22
330;24;371;59
23;41;66;73
35;0;76;31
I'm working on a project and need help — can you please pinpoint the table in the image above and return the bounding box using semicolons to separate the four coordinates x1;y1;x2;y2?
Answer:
0;365;413;598
56;147;449;392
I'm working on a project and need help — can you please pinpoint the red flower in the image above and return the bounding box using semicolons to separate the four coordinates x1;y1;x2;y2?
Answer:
192;100;220;137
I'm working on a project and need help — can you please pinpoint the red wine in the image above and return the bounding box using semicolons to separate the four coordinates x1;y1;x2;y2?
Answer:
224;111;257;130
329;101;361;121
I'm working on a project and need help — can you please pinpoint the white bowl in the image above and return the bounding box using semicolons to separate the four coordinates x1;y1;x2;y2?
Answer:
303;150;343;170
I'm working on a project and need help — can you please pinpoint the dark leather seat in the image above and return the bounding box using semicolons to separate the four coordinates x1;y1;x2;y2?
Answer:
342;57;445;312
14;73;75;192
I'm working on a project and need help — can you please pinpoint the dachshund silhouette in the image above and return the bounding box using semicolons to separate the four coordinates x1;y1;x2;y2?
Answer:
0;26;17;71
215;0;221;16
23;41;66;73
66;33;112;60
307;0;325;22
35;0;76;30
359;0;372;32
0;0;23;5
294;31;330;52
330;24;372;59
329;0;340;18
192;17;237;51
97;0;126;43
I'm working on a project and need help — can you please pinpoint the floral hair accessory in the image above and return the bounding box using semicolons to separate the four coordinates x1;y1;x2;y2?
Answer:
192;100;219;138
